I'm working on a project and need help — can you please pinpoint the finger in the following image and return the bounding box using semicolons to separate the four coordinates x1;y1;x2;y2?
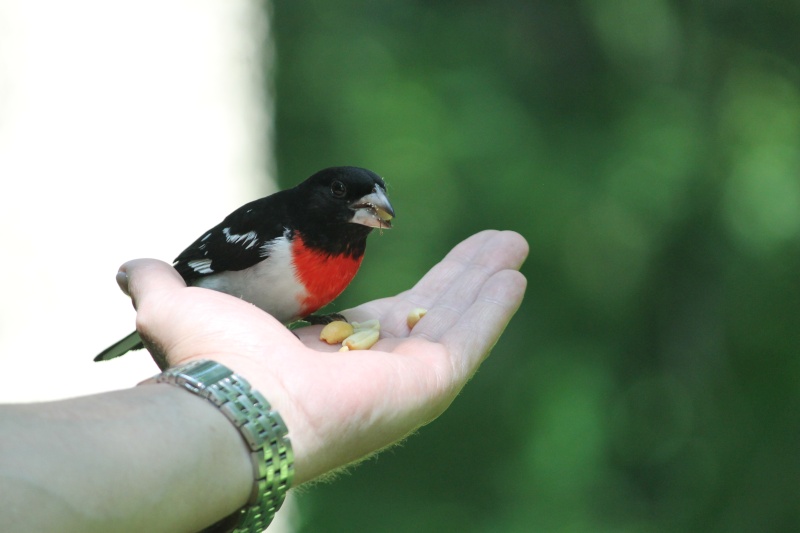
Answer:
443;230;529;271
360;231;528;336
120;259;187;310
439;269;527;377
407;230;528;308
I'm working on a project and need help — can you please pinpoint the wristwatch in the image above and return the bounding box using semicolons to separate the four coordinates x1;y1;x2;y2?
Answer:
140;359;294;532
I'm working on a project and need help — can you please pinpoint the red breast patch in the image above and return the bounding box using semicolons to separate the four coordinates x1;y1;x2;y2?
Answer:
292;234;364;316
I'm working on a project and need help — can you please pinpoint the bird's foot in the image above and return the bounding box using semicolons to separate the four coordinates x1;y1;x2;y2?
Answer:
302;313;347;325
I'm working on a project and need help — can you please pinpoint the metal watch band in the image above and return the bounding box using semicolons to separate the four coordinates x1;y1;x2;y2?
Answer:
139;359;294;533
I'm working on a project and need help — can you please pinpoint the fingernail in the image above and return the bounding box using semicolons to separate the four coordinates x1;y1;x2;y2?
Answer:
116;270;130;296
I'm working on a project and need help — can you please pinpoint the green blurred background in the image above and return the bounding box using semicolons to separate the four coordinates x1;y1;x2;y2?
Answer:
270;1;800;531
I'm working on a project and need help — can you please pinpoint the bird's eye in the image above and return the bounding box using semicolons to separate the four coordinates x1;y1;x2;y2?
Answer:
331;180;347;198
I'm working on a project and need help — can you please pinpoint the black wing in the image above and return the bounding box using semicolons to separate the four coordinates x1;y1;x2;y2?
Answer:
173;195;290;283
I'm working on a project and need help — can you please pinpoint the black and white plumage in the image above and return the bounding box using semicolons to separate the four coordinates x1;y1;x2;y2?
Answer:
94;166;395;362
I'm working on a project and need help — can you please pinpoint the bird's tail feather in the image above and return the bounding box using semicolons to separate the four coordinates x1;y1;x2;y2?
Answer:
93;331;144;362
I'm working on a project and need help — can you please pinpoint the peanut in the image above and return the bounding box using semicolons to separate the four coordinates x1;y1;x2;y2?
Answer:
407;307;427;329
342;328;380;350
319;320;355;344
351;319;380;332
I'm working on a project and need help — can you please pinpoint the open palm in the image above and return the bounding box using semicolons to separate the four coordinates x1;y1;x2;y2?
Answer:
125;230;528;484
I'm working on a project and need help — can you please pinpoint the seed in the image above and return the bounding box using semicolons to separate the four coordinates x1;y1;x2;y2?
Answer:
407;308;427;329
342;328;380;350
351;319;380;332
319;321;355;344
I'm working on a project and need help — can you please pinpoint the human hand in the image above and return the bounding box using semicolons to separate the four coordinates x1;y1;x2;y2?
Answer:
122;230;528;485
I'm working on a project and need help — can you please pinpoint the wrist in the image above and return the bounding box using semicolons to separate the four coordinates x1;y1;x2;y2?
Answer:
140;359;294;532
188;354;314;484
145;384;255;527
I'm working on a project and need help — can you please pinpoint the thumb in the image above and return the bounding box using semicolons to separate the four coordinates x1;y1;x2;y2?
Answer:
117;259;186;310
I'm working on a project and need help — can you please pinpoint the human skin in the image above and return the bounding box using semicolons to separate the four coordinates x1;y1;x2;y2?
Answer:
0;230;528;532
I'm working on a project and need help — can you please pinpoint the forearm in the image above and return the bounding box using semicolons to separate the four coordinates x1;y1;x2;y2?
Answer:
0;384;252;533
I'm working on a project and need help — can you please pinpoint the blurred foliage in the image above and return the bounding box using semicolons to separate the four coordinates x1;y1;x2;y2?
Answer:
270;1;800;531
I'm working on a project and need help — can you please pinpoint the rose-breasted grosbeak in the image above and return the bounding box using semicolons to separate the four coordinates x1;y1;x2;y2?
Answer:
94;166;395;362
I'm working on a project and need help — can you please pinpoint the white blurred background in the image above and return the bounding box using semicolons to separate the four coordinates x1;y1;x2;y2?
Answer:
0;0;273;399
0;0;293;527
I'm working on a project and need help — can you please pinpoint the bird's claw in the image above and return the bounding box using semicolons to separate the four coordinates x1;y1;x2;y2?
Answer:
302;313;348;325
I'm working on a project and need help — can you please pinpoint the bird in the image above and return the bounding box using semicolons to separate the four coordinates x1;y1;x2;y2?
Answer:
94;166;395;362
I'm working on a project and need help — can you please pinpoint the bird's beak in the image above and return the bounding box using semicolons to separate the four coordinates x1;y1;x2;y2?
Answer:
350;185;395;229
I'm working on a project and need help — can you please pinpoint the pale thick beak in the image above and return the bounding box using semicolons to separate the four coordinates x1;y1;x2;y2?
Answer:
350;185;395;229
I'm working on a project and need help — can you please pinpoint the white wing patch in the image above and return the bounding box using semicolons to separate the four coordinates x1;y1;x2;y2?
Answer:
222;227;259;249
187;258;214;274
